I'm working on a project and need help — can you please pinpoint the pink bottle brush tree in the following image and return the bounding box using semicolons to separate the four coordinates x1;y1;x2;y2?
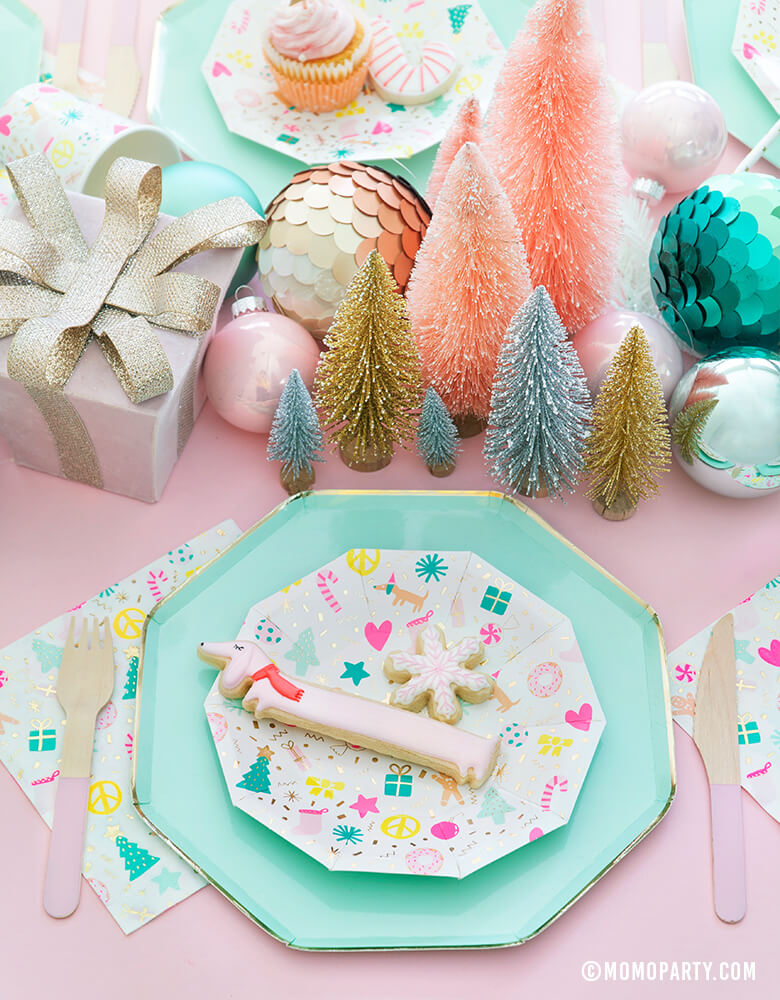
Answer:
406;142;532;436
425;95;483;211
484;0;620;333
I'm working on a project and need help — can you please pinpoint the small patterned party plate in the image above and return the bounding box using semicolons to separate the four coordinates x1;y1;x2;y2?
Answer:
133;491;674;950
201;0;503;165
206;548;606;877
148;0;533;202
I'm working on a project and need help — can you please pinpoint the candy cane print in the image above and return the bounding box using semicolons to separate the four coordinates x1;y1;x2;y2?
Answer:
317;571;342;613
541;775;568;811
146;569;168;601
368;16;458;106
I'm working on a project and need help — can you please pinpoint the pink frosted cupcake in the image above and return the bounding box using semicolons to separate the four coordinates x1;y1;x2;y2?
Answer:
263;0;371;113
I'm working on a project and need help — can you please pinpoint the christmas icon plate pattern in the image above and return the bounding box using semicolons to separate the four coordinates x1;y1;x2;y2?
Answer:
201;0;504;165
204;549;606;876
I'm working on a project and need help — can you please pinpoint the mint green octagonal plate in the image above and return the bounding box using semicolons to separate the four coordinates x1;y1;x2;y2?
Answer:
133;491;674;950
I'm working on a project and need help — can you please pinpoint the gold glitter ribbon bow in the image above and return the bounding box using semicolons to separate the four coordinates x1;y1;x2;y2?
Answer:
0;153;266;487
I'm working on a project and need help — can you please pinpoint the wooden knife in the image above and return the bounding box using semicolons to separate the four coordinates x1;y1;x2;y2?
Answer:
693;612;746;923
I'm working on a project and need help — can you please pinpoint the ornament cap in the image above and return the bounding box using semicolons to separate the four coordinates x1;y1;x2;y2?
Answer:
631;177;666;203
231;285;266;319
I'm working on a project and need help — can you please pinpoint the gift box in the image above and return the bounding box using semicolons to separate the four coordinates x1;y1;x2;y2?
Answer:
480;585;512;615
0;155;265;501
737;715;761;745
28;720;56;751
384;763;413;796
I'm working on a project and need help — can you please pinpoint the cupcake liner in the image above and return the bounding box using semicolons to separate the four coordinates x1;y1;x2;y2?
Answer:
266;57;369;113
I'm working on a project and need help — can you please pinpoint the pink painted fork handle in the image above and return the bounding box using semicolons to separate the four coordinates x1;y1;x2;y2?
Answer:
709;783;746;924
43;776;90;918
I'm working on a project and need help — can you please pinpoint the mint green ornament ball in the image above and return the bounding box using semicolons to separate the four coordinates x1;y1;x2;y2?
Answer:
160;161;263;295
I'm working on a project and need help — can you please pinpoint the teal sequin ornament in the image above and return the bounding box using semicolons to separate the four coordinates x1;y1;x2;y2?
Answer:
650;173;780;356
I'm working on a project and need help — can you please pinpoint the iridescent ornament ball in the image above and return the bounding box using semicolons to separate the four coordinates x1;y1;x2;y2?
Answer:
621;81;727;202
574;309;683;403
669;347;780;498
203;293;320;434
650;173;780;356
257;161;430;339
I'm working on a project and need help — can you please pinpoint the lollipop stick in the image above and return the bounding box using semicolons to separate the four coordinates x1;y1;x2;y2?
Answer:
734;116;780;173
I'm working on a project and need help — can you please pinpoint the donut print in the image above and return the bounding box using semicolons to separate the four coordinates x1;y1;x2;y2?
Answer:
527;661;563;698
405;847;444;875
207;712;228;742
96;701;117;730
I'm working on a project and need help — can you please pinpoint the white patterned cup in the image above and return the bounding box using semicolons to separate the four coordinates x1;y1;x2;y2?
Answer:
0;83;180;196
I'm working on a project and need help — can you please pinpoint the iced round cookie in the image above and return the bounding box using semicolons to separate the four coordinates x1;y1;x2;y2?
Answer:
406;847;444;875
527;661;563;698
367;16;458;106
383;623;493;724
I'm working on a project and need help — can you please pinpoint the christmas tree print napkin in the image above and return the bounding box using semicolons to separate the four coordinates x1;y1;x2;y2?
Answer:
0;520;242;933
668;576;780;824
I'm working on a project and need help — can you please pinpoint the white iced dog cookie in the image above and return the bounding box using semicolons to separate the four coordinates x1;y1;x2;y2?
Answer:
383;623;494;724
199;640;498;788
367;16;458;106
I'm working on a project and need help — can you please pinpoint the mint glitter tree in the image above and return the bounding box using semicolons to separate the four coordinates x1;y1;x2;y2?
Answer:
236;756;271;794
417;387;461;477
484;287;592;498
116;835;159;881
267;368;324;495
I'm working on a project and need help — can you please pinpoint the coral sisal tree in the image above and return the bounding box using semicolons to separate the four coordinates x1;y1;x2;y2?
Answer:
315;249;422;470
426;95;483;211
406;142;532;435
484;0;620;332
484;286;592;498
585;325;671;519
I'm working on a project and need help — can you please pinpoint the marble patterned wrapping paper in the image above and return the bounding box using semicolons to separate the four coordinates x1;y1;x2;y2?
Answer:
732;0;780;110
669;575;780;822
0;520;242;933
204;549;606;877
202;0;504;165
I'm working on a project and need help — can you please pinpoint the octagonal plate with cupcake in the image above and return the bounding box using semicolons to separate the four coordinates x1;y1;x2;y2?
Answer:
201;0;504;164
203;548;606;877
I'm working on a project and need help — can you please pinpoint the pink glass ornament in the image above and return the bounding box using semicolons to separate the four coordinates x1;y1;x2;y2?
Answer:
573;308;684;403
621;81;727;202
203;292;320;433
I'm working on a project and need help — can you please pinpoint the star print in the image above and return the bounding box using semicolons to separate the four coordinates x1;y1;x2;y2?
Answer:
124;646;140;659
105;824;121;840
427;95;452;118
151;867;181;893
341;661;369;686
350;794;379;819
386;102;406;112
734;639;755;663
256;745;274;759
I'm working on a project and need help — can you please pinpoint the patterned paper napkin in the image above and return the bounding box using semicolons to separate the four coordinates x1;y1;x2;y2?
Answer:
0;520;242;933
732;0;780;112
668;576;780;822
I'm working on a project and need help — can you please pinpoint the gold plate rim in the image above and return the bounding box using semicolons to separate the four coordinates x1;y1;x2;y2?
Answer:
131;489;676;951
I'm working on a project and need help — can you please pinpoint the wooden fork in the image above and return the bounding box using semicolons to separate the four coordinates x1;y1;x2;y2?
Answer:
43;617;115;918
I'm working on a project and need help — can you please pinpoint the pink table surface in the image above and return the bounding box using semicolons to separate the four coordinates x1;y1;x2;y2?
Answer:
2;1;779;997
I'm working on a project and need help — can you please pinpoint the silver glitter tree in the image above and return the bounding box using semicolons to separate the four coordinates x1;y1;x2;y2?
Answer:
267;369;324;494
484;287;592;498
417;387;461;476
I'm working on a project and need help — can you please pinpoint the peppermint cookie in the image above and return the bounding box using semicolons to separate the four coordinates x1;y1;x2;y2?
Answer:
384;624;493;724
367;16;458;106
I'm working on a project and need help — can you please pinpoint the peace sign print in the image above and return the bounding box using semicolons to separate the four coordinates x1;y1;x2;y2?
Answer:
380;814;420;839
87;779;122;815
346;549;381;576
51;139;74;169
113;608;145;640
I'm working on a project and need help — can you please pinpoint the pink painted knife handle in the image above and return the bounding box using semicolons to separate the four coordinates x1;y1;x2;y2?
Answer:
43;777;90;918
710;784;746;924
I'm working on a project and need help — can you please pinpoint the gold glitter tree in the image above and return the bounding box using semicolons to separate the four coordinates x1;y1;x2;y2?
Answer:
672;398;718;464
585;325;671;519
315;250;422;471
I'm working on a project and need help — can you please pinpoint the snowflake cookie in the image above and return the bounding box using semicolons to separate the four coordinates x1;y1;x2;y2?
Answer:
384;624;494;724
